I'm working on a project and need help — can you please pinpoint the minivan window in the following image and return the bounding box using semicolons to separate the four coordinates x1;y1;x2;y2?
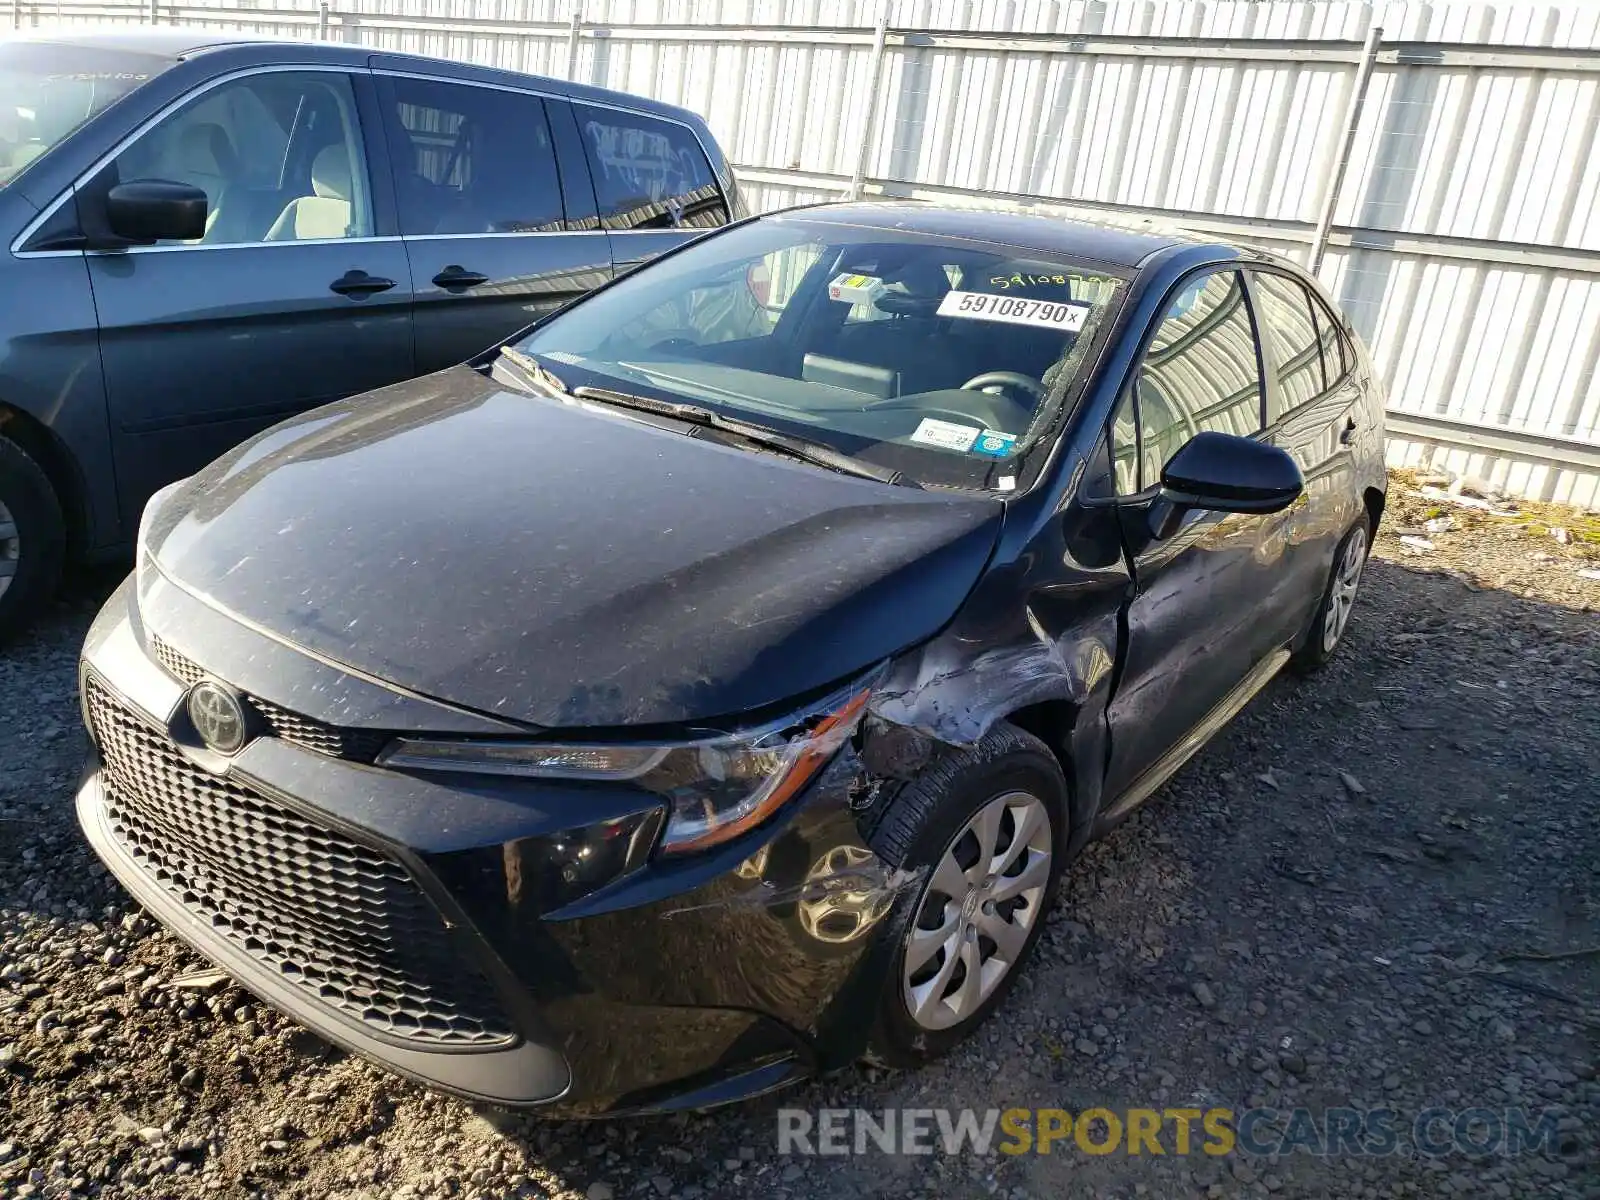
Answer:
512;218;1124;489
0;42;169;186
574;103;728;231
382;77;564;235
108;71;373;245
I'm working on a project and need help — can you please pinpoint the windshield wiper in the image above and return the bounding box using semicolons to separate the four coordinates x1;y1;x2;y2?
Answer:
569;385;909;487
493;346;571;397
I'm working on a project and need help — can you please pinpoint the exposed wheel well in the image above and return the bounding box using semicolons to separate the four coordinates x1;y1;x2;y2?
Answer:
0;405;88;561
1363;486;1386;541
1005;700;1077;777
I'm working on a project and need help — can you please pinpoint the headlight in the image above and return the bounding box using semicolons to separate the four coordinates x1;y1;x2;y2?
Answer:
377;685;872;855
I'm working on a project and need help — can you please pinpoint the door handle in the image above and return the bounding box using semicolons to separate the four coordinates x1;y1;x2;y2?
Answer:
330;270;397;298
1339;418;1358;446
432;266;490;290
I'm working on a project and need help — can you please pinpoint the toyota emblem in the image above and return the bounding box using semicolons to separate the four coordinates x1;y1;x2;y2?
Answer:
187;680;248;755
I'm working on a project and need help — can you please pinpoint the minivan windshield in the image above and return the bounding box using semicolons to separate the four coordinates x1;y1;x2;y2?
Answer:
512;216;1126;489
0;41;168;186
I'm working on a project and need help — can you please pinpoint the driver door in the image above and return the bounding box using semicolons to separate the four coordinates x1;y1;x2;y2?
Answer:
1102;269;1282;803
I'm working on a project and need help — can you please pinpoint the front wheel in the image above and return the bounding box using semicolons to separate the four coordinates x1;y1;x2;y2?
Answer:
0;436;66;644
864;723;1067;1066
1292;515;1370;672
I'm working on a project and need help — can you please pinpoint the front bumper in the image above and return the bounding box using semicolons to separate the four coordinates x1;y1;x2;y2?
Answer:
75;572;904;1114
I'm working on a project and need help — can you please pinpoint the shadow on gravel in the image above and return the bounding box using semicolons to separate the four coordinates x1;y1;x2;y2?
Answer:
1;554;1595;1199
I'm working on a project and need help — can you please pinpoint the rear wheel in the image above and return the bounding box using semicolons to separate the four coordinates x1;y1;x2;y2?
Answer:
1292;516;1369;672
0;436;66;643
865;723;1066;1066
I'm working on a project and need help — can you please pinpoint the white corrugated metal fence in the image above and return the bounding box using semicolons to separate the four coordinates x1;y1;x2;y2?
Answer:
12;0;1600;503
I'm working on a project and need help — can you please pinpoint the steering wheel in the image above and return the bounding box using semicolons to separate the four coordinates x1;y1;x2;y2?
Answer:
643;329;703;354
961;371;1045;402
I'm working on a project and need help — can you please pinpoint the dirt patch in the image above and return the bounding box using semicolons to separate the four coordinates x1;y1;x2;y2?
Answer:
1;480;1596;1199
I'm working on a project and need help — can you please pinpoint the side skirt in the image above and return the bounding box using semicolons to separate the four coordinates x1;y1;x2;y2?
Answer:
1094;647;1291;832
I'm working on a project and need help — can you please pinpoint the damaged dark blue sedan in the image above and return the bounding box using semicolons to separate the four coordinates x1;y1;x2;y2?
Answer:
76;202;1387;1114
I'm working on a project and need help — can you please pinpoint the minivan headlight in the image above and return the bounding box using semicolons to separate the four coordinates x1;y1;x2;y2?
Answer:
377;686;872;854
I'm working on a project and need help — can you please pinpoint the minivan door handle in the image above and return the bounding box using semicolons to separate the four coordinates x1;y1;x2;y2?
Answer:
432;266;490;290
330;270;397;298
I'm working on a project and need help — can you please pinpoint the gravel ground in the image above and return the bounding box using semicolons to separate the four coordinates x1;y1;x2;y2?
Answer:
2;473;1597;1200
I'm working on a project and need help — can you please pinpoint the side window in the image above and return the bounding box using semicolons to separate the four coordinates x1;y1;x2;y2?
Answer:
574;104;728;232
1124;270;1264;491
110;71;372;245
1251;271;1325;424
1309;292;1353;389
604;241;825;352
383;78;564;236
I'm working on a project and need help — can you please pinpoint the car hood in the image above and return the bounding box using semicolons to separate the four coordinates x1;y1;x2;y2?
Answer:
145;366;1005;729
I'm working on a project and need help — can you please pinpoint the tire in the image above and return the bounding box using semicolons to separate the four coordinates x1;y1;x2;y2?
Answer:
864;723;1068;1067
1291;514;1371;673
0;435;67;644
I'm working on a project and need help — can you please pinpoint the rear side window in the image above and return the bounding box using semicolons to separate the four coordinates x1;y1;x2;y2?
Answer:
1251;271;1325;423
1310;292;1353;387
573;104;728;232
382;77;564;236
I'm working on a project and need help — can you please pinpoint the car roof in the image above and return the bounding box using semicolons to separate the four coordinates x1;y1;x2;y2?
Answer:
10;27;710;127
771;201;1225;270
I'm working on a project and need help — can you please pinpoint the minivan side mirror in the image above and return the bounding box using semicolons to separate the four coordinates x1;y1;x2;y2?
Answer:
105;180;209;244
1147;431;1304;540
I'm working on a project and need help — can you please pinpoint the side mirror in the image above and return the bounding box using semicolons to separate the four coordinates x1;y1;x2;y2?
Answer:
105;180;208;244
1148;431;1303;539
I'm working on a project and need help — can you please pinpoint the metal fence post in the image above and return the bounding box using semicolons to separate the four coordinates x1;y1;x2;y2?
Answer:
565;1;583;80
11;0;21;30
145;0;157;24
1309;23;1384;275
848;0;893;200
317;2;330;39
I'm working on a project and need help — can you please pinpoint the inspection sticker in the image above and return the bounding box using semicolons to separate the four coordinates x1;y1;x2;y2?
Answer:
971;429;1018;458
910;417;981;452
936;290;1091;331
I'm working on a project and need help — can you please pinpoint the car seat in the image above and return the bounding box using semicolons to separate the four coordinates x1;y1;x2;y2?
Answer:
264;144;356;241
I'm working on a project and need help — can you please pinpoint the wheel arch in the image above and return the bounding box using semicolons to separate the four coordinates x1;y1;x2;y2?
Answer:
0;403;90;561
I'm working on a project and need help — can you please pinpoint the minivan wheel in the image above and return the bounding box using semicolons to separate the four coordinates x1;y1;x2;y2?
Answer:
0;436;66;643
1291;515;1370;673
864;723;1067;1066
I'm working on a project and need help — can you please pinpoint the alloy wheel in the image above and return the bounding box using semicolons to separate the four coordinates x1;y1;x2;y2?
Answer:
0;498;19;603
1321;525;1368;653
901;790;1053;1031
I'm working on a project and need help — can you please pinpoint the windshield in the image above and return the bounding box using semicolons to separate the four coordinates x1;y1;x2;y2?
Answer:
513;216;1126;489
0;41;168;187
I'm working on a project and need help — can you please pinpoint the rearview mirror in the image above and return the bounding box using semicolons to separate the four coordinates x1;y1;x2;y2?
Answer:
106;179;208;244
1148;431;1303;539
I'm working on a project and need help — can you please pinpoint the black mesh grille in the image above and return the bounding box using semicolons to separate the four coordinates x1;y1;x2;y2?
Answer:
87;677;514;1049
149;636;390;763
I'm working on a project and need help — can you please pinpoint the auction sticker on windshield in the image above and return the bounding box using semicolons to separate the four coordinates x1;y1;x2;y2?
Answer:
937;291;1090;332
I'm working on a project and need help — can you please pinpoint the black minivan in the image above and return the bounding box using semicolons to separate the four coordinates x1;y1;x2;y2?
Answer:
0;29;740;637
